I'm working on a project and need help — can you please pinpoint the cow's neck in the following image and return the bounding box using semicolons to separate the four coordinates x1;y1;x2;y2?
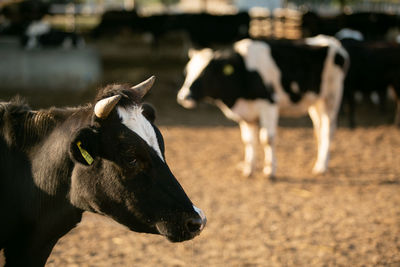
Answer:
29;106;92;192
19;106;84;151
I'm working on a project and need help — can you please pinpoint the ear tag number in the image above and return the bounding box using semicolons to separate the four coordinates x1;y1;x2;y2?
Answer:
76;141;94;165
223;64;234;76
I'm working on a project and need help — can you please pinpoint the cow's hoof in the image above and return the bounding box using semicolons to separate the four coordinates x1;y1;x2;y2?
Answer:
242;166;253;177
263;166;275;179
237;162;253;177
312;164;326;175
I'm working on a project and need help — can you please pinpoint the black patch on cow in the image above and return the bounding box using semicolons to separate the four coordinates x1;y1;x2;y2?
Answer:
95;83;142;108
267;39;328;103
190;51;275;108
141;103;156;123
334;52;346;68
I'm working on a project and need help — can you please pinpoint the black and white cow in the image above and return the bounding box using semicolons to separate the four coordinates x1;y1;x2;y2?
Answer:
21;20;85;49
0;77;206;266
177;36;348;177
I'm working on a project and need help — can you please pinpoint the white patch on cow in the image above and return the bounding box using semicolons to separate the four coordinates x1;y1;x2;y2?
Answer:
26;21;51;37
370;92;380;105
117;106;164;161
290;81;300;94
335;28;364;41
25;21;51;50
177;48;214;108
215;98;266;123
193;205;207;231
184;48;214;87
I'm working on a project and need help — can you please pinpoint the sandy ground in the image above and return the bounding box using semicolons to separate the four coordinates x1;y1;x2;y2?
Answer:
1;38;399;266
42;123;400;267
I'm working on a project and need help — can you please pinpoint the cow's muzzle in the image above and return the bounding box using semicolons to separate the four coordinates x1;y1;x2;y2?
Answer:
177;87;197;109
156;205;206;242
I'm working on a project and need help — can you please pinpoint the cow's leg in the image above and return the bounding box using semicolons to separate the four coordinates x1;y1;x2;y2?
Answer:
309;98;339;174
308;101;329;174
4;210;81;267
395;98;400;126
259;102;279;178
309;88;342;174
394;87;400;126
239;120;258;177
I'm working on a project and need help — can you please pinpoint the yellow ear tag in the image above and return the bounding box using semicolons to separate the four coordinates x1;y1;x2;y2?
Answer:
76;141;94;165
223;64;234;76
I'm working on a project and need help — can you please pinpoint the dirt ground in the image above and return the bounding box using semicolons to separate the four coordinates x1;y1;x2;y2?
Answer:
43;125;400;267
1;38;400;266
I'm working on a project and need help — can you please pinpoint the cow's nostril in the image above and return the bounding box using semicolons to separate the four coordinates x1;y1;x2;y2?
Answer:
185;217;203;234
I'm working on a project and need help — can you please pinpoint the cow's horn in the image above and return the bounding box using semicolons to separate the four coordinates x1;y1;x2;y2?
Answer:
94;95;121;119
131;76;156;98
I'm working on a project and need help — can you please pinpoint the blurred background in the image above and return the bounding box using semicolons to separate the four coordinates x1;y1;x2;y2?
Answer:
0;0;399;266
1;0;399;125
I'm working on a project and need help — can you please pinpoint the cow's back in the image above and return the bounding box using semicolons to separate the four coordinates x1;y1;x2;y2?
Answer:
268;39;329;102
234;37;348;115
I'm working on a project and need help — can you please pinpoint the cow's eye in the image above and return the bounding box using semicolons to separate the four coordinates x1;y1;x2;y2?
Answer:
129;159;137;167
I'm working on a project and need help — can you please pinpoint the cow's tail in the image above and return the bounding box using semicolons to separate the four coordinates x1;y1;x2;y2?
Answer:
336;45;350;75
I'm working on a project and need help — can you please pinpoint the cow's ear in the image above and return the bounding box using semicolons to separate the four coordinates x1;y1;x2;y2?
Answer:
142;103;156;123
70;127;99;166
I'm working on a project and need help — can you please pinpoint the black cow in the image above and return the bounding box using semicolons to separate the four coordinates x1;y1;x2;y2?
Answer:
177;36;348;177
0;77;206;266
302;11;400;41
338;35;400;127
92;10;249;47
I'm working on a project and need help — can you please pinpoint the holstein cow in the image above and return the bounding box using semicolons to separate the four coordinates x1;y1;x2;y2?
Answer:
177;36;348;177
0;77;206;266
21;21;85;49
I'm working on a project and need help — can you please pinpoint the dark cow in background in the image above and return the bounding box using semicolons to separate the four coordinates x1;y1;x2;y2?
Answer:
336;29;400;127
0;0;49;36
21;20;85;49
0;0;85;49
92;10;250;48
177;36;349;177
0;77;206;266
302;11;400;41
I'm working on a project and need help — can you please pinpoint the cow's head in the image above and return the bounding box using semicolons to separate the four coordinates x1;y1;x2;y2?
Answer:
69;76;206;242
177;48;256;109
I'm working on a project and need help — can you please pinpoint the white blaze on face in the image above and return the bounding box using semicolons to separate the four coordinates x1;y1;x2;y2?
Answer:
177;48;214;108
117;106;164;161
